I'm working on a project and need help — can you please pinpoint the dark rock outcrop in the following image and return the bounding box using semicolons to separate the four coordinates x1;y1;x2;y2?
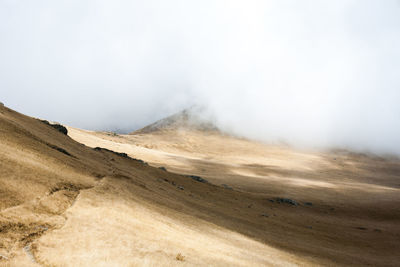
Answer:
93;147;148;165
275;198;299;206
40;120;68;135
47;144;72;157
93;147;128;158
221;184;233;190
186;175;208;183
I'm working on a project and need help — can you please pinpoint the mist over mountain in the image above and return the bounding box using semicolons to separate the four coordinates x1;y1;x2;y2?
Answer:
1;0;400;154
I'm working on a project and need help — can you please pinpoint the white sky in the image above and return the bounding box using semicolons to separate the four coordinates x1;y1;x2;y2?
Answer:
1;0;400;154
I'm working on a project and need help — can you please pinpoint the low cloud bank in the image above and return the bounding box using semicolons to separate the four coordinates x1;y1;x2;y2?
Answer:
1;1;399;154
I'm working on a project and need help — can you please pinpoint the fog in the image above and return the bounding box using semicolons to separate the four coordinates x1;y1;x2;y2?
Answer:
1;1;400;154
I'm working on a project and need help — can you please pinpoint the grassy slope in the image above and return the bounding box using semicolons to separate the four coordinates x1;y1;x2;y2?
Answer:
1;105;400;266
69;126;400;266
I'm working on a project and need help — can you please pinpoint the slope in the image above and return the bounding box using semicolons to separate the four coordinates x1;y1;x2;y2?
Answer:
67;109;400;266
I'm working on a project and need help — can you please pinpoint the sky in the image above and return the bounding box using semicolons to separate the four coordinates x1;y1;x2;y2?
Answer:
1;0;400;154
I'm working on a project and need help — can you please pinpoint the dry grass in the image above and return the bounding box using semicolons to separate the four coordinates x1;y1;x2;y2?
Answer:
1;104;400;266
176;253;185;261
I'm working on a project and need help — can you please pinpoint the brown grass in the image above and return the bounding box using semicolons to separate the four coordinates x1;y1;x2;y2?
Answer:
176;253;185;261
1;103;400;266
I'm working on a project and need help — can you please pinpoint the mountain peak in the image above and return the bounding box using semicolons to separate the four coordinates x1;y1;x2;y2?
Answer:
132;106;218;134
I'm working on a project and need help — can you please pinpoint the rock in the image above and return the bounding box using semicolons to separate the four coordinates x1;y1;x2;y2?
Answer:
222;184;233;190
40;120;68;135
0;102;3;107
133;158;148;165
186;175;208;183
158;166;167;171
275;198;299;206
178;186;184;190
47;144;72;157
261;213;269;217
51;124;68;135
93;147;130;159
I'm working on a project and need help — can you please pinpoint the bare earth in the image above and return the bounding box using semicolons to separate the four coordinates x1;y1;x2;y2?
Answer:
1;105;399;266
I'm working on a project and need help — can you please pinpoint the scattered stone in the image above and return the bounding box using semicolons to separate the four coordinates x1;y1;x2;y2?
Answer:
24;245;36;263
38;225;48;231
158;166;167;171
261;213;269;217
186;175;208;183
222;184;233;190
304;202;313;206
356;227;367;230
178;186;184;190
172;181;176;186
269;199;275;203
275;198;299;206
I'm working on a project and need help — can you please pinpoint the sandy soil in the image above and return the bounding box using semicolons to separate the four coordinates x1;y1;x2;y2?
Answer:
1;105;400;266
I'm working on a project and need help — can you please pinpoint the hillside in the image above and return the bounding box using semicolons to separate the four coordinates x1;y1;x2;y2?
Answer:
1;105;400;266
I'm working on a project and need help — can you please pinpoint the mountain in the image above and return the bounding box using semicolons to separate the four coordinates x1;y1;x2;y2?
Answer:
133;107;218;134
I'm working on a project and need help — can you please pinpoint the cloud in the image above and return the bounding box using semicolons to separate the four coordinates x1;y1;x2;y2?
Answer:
1;0;400;154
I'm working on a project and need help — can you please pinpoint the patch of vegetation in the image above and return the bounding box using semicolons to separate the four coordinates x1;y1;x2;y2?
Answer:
106;132;119;137
175;253;185;261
